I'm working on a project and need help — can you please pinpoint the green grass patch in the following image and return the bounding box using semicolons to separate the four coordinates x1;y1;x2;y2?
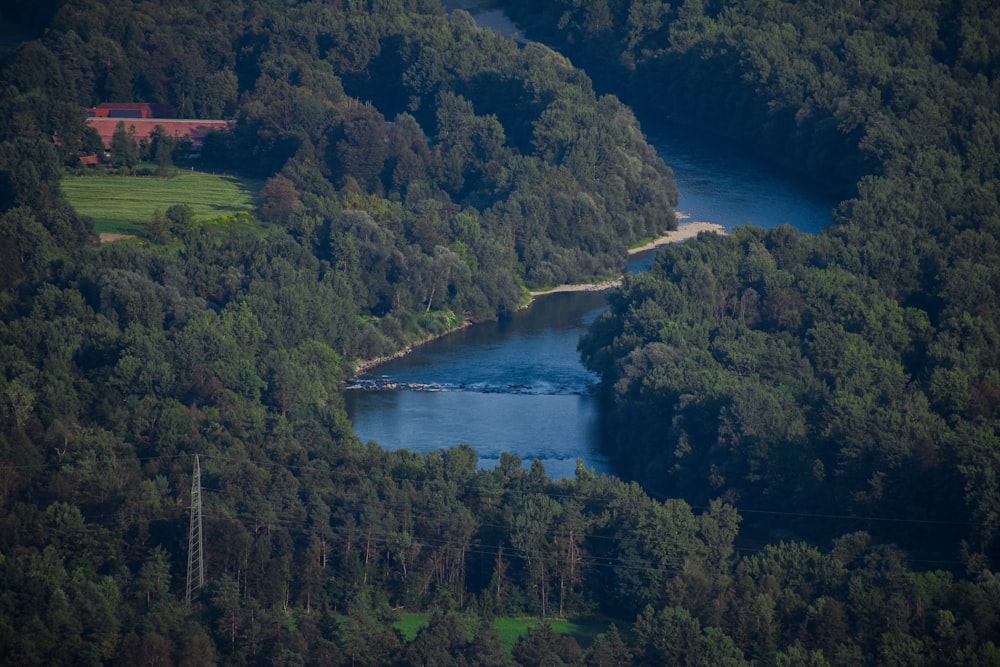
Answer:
393;613;430;642
492;617;537;652
62;169;262;236
493;616;611;654
385;613;616;656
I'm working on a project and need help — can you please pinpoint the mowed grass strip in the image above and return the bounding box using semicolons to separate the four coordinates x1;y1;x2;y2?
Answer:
62;171;262;234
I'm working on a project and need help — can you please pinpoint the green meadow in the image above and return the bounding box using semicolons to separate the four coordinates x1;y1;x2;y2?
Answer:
61;170;262;236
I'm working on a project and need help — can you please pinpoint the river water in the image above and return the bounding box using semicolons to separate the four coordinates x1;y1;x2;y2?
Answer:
344;2;836;478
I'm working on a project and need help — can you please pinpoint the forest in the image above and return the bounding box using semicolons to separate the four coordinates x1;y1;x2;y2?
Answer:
1;0;1000;665
509;0;1000;549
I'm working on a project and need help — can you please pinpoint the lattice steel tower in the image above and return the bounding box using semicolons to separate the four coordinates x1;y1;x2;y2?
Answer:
186;454;204;604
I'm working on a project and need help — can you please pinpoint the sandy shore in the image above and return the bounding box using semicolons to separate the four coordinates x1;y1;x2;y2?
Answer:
527;279;624;296
627;220;727;254
528;218;727;296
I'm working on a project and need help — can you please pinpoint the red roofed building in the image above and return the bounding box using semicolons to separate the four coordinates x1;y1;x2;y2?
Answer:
87;118;231;152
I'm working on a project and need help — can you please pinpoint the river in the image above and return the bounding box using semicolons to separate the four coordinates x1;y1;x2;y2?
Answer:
343;1;836;478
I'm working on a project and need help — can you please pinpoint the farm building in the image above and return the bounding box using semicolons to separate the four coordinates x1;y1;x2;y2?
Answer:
86;103;230;152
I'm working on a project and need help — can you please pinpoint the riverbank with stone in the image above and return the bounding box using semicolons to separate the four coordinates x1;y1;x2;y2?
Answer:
352;320;474;375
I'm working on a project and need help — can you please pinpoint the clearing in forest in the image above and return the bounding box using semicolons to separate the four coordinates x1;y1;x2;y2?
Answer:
62;170;262;236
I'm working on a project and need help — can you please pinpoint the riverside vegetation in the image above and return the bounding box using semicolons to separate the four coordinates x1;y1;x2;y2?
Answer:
1;0;999;665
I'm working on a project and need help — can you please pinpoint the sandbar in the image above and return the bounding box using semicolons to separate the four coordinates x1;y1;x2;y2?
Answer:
529;217;727;296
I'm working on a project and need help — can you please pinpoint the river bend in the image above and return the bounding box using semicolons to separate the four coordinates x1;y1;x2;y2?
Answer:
344;2;835;478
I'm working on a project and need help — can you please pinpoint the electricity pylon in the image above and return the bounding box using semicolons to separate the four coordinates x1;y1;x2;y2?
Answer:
186;454;204;605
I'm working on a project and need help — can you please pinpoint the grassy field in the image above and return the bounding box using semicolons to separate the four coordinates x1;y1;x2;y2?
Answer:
392;613;611;653
61;169;262;236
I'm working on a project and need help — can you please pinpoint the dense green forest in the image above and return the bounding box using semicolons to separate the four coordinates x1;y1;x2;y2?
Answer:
2;0;1000;664
508;0;1000;548
511;0;1000;648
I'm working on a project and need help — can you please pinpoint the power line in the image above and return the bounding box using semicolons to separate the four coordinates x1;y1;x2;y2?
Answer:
7;448;987;570
2;450;980;528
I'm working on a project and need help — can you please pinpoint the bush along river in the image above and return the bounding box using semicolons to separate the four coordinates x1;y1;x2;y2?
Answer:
344;3;835;478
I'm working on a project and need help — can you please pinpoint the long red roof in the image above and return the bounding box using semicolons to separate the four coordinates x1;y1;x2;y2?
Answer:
87;118;230;150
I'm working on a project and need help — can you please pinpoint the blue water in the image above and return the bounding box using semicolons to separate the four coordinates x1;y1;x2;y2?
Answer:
650;129;833;234
345;291;609;478
439;0;834;233
344;3;837;478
